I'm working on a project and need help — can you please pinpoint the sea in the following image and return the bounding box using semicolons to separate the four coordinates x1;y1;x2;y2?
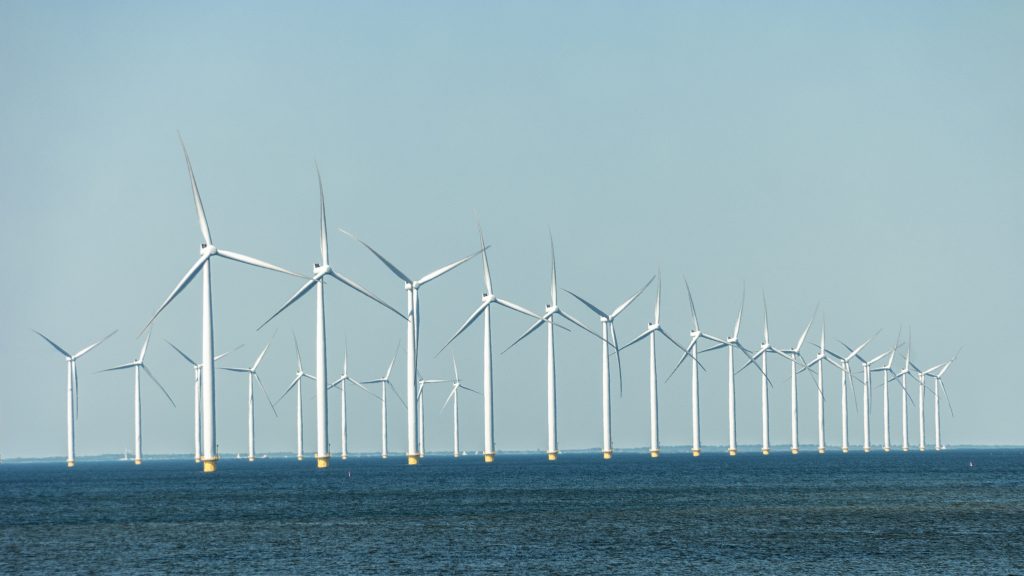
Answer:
1;449;1021;575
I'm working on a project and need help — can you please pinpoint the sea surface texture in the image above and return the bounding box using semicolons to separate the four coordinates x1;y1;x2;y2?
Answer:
1;449;1022;574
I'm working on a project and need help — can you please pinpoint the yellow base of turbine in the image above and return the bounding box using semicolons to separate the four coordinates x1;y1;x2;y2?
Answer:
194;458;201;463
728;449;737;456
547;452;558;461
248;456;255;462
484;453;495;463
842;448;849;454
791;448;799;455
650;450;660;458
602;451;612;460
316;457;329;469
883;447;891;452
202;460;217;473
692;449;701;457
818;448;826;454
67;461;75;468
297;455;303;461
407;454;419;465
134;459;142;465
762;449;770;455
864;447;871;453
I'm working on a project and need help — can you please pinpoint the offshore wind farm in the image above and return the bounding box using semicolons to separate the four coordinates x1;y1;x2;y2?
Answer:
2;2;1022;574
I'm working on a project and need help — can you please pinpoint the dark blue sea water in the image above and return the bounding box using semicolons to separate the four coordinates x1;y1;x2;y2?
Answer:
1;449;1022;574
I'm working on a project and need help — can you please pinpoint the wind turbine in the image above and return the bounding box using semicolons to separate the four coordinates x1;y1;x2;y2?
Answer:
665;280;721;457
805;322;841;454
893;329;916;452
565;276;654;460
925;349;959;451
436;222;539;463
824;333;875;454
440;356;480;458
258;168;404;470
219;339;277;462
99;332;175;465
166;341;239;462
697;287;768;456
871;339;901;452
328;345;363;461
34;329;117;467
770;307;816;454
416;376;453;458
274;335;314;461
361;342;405;459
502;234;601;461
341;228;481;465
843;333;902;453
141;136;302;473
619;273;691;458
736;293;787;455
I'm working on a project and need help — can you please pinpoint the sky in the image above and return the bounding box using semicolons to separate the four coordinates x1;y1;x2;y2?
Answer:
1;1;1021;459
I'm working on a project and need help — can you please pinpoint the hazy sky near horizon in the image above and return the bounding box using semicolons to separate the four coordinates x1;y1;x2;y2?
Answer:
1;1;1021;459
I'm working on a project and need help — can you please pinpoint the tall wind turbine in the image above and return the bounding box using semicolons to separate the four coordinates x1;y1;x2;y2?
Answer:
565;276;654;460
416;376;453;458
844;333;901;453
34;329;117;468
440;356;479;458
502;234;600;461
894;329;916;452
341;229;481;465
219;339;277;461
698;287;768;456
924;350;959;451
258;168;404;469
328;345;363;461
141;136;302;473
805;322;841;454
619;274;691;458
99;332;175;465
361;343;405;459
436;222;539;463
274;335;314;461
824;333;875;453
771;308;816;454
166;341;238;462
871;338;901;452
737;294;787;455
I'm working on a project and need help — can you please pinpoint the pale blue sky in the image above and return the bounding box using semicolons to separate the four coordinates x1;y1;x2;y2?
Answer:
1;1;1021;458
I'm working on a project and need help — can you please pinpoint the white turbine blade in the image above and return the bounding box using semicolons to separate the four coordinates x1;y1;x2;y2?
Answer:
440;387;457;411
761;290;769;344
329;271;407;320
610;323;624;397
141;254;209;335
731;285;746;341
847;332;878;362
142;364;175;408
217;249;303;278
437;301;488;357
654;273;662;325
938;379;954;417
610;275;655;319
316;163;330;266
477;218;492;295
418;247;485;286
253;372;278;417
736;348;766;373
737;343;771;385
354;380;382;401
339;228;413;283
494;297;542;320
178;133;212;246
252;338;274;371
923;361;947;376
73;329;118;359
214;343;243;363
549;231;558;306
557;310;605;341
139;331;152;363
165;340;196;367
451;354;460;383
867;349;889;365
657;328;687;354
502;316;547;354
459;384;481;395
420;379;451;384
384;341;402;381
274;376;301;406
563;289;607;318
619;327;655;352
794;305;817;352
703;334;728;345
34;330;71;358
684;278;701;332
292;333;304;373
703;341;729;353
219;367;250;373
99;362;137;373
664;349;689;383
387;380;407;409
258;278;317;330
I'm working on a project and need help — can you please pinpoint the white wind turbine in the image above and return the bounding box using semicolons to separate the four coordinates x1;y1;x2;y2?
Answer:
416;375;453;458
361;343;405;459
696;287;768;456
34;329;117;468
440;356;480;458
219;339;278;462
502;234;601;461
328;345;363;461
274;335;314;461
736;294;788;455
870;340;901;452
565;276;654;460
165;341;238;462
258;168;404;469
924;350;959;451
823;333;875;454
842;333;902;453
804;323;840;454
141;136;302;473
341;229;481;465
619;274;692;458
770;308;816;455
893;329;917;452
435;222;539;463
99;332;175;465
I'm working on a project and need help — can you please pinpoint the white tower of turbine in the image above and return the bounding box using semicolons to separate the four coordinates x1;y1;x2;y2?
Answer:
328;346;363;461
771;308;816;454
219;339;277;461
274;335;314;461
440;356;479;458
361;343;405;459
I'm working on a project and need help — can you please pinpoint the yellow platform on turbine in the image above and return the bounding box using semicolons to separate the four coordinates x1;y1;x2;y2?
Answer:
67;461;75;468
248;456;255;462
547;452;558;461
762;449;770;455
883;447;891;452
842;448;849;454
134;459;142;465
864;447;871;453
650;450;660;458
407;454;419;465
791;448;799;455
484;453;495;463
728;449;737;456
602;451;612;460
818;448;826;454
692;449;701;457
316;457;329;469
203;460;217;473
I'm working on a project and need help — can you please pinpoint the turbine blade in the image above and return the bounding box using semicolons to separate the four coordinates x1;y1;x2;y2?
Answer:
140;255;208;335
563;289;607;318
684;278;700;332
316;163;329;266
794;305;817;352
99;362;136;373
339;228;412;283
502;316;546;354
494;297;541;320
610;275;655;319
387;380;407;409
165;340;196;367
731;284;746;341
384;340;402;381
418;247;484;286
252;337;274;371
549;231;558;306
437;301;488;357
73;329;118;359
441;387;457;411
329;271;407;320
258;278;317;330
217;249;303;278
274;376;301;406
557;310;605;342
477;218;492;295
142;364;175;408
354;380;382;401
34;330;71;358
654;273;662;325
254;372;278;417
619;327;654;352
139;331;152;363
178;133;213;246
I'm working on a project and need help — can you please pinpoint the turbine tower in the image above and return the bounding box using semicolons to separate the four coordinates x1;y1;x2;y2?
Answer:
924;349;959;451
274;335;314;461
825;334;875;454
166;341;239;462
34;329;117;468
502;234;600;461
565;276;654;459
894;330;915;452
100;331;175;465
142;136;302;473
416;376;452;458
436;222;539;463
342;229;481;465
771;308;816;454
328;345;362;461
872;341;900;452
440;356;479;458
844;333;901;453
361;343;405;459
737;293;787;455
219;339;277;461
805;322;840;454
259;168;403;469
620;274;691;458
